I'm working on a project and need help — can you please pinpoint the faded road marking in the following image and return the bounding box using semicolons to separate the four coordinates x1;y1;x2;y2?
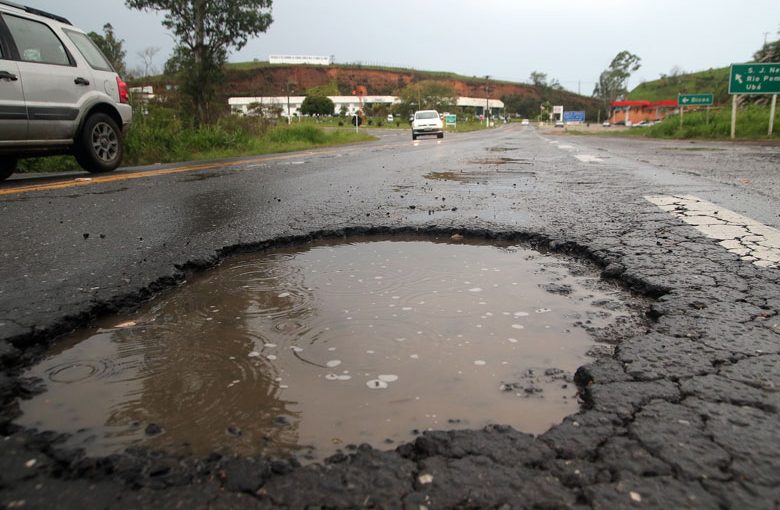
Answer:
0;150;340;197
575;154;603;163
646;194;780;268
558;144;575;150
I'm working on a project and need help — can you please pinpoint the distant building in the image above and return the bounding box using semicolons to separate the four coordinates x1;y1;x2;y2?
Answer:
269;55;333;66
610;100;678;125
228;95;504;118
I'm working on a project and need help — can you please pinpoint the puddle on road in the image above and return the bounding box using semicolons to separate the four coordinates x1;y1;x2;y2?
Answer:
469;157;532;165
425;170;536;183
17;237;640;462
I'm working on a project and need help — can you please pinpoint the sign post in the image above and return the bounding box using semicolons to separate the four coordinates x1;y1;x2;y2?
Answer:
678;94;715;106
770;94;777;136
678;94;714;128
728;63;780;138
563;111;586;123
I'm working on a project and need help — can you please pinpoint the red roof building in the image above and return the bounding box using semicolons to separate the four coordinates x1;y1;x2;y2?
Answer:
609;99;678;125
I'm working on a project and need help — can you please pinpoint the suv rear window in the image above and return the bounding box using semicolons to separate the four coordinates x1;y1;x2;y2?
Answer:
3;14;70;66
64;29;113;72
415;112;439;120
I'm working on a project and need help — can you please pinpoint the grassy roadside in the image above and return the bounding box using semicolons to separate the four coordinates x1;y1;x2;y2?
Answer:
17;113;376;174
292;116;494;133
567;105;779;141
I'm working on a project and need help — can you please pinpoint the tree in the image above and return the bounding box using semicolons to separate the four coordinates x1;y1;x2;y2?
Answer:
137;46;160;77
306;80;340;96
501;94;538;118
88;23;126;77
300;95;335;116
397;80;457;114
529;71;548;87
125;0;273;125
593;51;641;118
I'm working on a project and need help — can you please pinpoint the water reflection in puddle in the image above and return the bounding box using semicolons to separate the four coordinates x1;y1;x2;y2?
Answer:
18;237;638;462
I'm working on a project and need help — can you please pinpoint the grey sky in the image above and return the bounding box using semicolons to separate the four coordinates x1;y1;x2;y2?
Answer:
27;0;780;94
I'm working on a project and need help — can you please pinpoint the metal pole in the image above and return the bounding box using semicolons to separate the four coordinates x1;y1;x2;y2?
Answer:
680;106;684;128
286;82;292;125
731;95;737;139
484;75;490;127
706;105;710;125
769;94;777;136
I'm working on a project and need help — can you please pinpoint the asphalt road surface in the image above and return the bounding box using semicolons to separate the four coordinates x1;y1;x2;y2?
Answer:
1;125;779;508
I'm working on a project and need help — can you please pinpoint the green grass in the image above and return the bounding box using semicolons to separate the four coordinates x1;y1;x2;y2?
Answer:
629;67;730;104
569;105;779;140
17;109;376;173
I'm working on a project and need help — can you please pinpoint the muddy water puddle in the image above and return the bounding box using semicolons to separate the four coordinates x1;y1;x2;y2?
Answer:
425;170;535;183
18;237;639;462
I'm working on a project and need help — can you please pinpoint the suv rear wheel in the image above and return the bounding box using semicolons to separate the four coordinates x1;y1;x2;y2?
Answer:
75;113;123;173
0;157;17;181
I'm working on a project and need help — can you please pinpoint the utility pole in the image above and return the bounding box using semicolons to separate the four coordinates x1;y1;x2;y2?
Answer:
286;81;295;125
484;75;490;126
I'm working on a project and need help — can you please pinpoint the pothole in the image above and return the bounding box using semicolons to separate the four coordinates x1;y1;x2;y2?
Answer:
16;235;644;463
469;157;532;165
425;170;536;182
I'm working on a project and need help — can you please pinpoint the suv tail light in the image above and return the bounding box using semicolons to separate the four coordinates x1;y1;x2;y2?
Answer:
117;77;129;104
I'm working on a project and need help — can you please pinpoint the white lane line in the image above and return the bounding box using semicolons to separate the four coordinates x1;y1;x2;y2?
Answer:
646;194;780;268
575;154;604;163
558;144;575;150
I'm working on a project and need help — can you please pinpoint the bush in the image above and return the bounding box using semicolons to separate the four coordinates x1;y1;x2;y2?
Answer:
640;105;779;140
265;125;328;145
17;104;374;173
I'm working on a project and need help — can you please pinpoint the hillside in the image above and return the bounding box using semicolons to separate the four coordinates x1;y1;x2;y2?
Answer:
628;67;730;104
139;62;600;117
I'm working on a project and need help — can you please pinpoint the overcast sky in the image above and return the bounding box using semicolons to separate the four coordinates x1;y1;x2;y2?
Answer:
28;0;780;94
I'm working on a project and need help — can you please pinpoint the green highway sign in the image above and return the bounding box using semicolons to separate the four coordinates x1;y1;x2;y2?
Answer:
445;114;457;126
729;63;780;94
678;93;714;106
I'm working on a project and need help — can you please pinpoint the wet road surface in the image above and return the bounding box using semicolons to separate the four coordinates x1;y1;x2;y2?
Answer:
1;125;779;508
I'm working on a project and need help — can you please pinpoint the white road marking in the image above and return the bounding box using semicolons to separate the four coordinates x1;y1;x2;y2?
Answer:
646;194;780;268
575;154;603;163
558;144;575;150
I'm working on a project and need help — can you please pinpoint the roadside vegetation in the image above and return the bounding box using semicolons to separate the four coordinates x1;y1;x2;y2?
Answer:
633;106;779;140
568;105;779;141
17;105;375;173
629;67;730;103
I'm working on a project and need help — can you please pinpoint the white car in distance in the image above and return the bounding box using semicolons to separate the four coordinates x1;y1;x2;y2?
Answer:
411;110;443;140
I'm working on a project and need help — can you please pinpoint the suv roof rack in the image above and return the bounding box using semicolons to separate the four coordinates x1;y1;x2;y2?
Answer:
0;1;71;25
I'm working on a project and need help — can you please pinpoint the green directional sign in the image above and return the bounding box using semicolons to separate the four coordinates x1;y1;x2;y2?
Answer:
445;114;457;126
678;93;714;106
729;63;780;94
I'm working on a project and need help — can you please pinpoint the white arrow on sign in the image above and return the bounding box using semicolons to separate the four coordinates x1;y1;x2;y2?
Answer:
735;74;743;84
682;97;690;104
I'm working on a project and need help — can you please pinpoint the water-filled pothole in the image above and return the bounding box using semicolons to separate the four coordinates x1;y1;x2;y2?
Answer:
425;170;536;183
17;236;642;462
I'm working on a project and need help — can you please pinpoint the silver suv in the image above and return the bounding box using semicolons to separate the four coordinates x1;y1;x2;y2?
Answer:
0;1;132;181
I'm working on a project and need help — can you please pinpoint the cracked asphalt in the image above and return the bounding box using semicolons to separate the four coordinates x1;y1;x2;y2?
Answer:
0;125;779;508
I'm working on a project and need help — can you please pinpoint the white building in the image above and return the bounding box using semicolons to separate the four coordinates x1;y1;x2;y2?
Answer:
229;95;397;117
269;55;333;66
228;95;504;118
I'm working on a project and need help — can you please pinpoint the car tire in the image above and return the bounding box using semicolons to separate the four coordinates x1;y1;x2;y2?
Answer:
412;134;417;140
437;133;444;139
75;113;123;173
0;157;16;181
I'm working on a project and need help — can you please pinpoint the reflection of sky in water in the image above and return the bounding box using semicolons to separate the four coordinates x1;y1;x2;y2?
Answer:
18;238;636;462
